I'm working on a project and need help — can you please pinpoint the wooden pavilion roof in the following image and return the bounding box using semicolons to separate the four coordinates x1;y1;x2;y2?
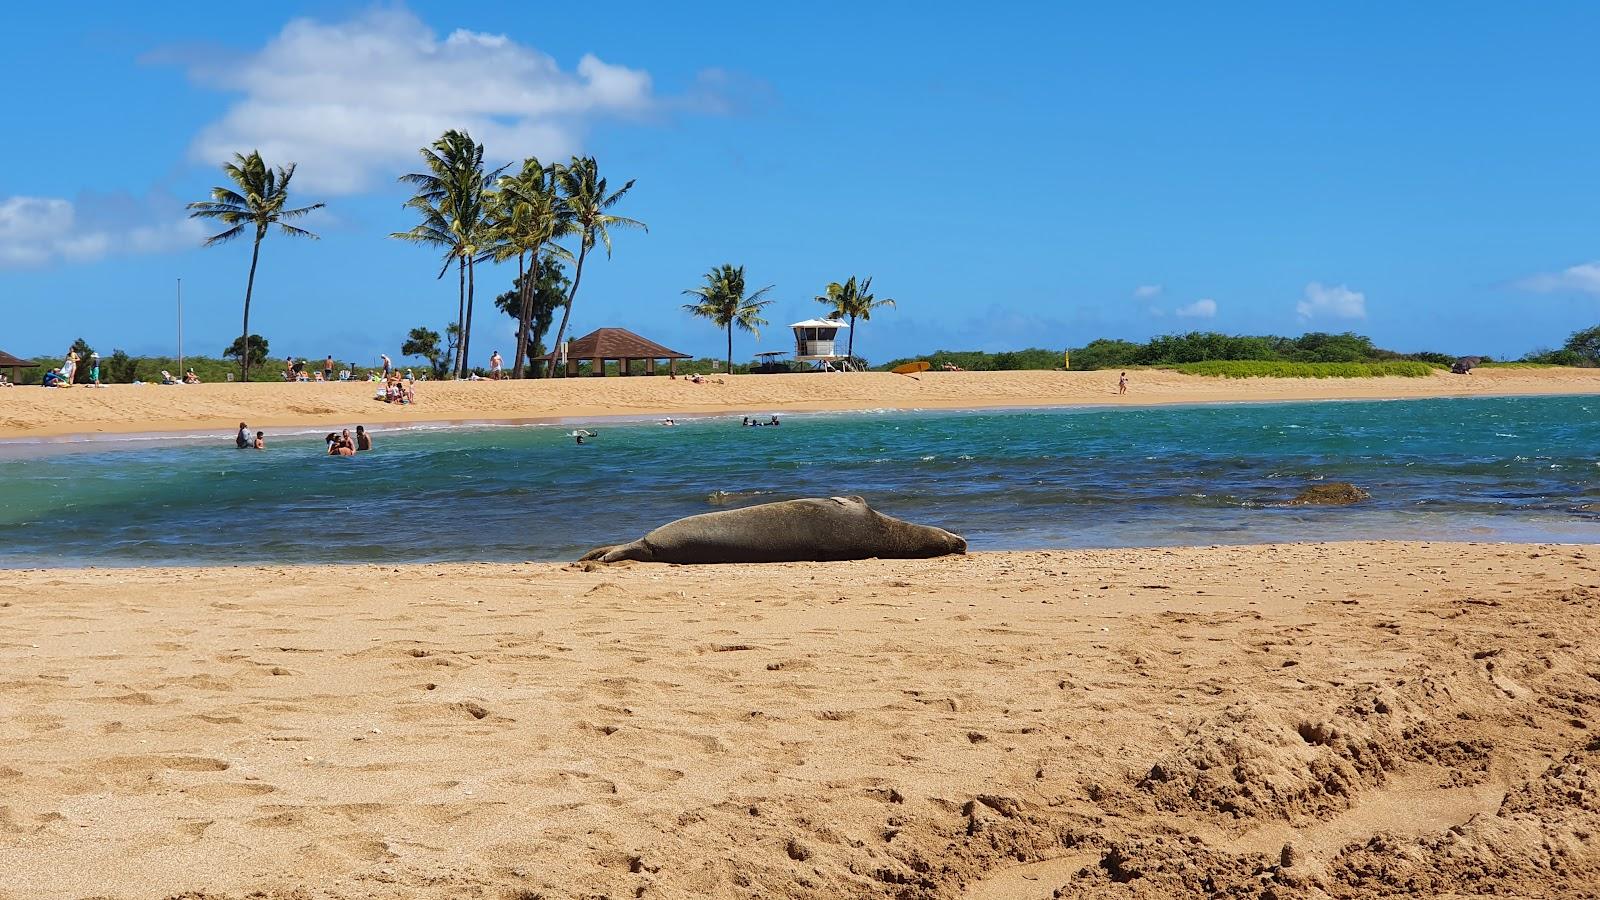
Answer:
0;350;40;367
539;328;690;360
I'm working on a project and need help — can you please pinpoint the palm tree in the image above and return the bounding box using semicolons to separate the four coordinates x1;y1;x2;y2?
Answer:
683;264;775;374
393;130;502;377
390;197;462;369
188;151;323;381
815;275;895;361
545;156;645;377
488;158;573;378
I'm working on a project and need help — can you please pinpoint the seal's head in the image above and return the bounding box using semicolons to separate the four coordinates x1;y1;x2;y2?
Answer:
934;527;968;556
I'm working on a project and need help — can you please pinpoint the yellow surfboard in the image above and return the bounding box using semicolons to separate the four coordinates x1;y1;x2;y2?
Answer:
892;361;931;375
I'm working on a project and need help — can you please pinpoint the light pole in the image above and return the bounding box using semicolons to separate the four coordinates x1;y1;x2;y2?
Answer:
176;277;184;375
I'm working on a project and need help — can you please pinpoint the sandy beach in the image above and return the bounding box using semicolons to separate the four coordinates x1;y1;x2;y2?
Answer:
2;543;1597;899
4;367;1600;440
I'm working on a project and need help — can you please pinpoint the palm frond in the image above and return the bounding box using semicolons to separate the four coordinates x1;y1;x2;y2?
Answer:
200;224;247;246
276;222;319;240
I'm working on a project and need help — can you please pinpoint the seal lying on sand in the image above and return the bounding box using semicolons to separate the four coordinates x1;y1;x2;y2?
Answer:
579;496;967;564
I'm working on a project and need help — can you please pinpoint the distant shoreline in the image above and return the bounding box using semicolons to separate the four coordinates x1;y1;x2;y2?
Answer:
2;367;1597;441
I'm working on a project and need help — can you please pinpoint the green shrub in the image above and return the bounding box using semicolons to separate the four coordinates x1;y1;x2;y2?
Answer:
1165;361;1436;378
877;348;1064;372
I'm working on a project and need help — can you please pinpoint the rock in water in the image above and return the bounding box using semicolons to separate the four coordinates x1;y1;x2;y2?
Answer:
1288;483;1370;506
579;496;967;564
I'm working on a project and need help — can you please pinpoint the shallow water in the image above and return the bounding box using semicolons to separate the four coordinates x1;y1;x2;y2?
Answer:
0;396;1595;566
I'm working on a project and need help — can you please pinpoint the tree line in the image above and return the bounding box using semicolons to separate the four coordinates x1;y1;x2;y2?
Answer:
186;135;910;381
877;325;1600;373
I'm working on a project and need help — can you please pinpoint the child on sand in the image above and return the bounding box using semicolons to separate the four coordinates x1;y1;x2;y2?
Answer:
1118;372;1128;395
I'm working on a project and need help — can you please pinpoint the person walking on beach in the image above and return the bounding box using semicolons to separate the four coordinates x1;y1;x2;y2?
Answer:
1118;371;1128;395
380;354;392;380
236;422;250;449
88;353;101;386
62;349;79;383
355;425;372;451
323;355;335;382
489;351;503;380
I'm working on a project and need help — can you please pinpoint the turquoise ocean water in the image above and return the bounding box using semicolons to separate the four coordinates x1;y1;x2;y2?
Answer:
0;396;1594;567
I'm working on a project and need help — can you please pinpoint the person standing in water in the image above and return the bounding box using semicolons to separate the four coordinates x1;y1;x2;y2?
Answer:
236;422;250;449
355;425;372;451
1118;371;1128;395
253;431;265;450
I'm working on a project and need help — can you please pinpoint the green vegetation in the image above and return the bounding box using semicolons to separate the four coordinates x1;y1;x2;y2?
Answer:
493;255;569;375
878;331;1492;375
1522;324;1600;367
877;348;1067;372
188;151;324;382
683;264;776;375
489;157;573;377
18;354;289;385
224;334;270;370
1165;361;1437;378
1069;331;1449;370
391;130;498;378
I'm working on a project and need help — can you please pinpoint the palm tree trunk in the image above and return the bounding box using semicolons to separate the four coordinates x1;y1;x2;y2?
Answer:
847;313;857;360
546;241;590;378
512;252;529;379
453;257;466;378
240;232;263;382
726;324;733;376
463;256;477;377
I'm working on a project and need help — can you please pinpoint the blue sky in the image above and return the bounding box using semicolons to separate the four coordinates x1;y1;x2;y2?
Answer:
4;1;1600;366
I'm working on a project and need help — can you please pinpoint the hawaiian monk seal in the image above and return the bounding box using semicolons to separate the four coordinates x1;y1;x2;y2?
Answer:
579;496;966;564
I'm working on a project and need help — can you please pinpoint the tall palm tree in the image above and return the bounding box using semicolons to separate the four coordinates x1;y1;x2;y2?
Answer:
391;196;462;367
488;158;573;378
545;156;645;377
393;130;502;377
683;264;775;374
815;275;895;361
188;151;324;382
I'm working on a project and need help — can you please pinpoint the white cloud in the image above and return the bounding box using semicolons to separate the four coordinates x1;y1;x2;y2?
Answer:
1517;262;1600;295
0;194;202;269
1296;282;1366;320
1133;284;1163;299
180;9;670;194
1175;298;1217;318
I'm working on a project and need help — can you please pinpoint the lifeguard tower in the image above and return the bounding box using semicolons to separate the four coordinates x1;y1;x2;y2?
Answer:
790;318;854;371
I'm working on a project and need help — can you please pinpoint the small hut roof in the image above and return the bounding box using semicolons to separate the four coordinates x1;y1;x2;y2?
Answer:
0;350;40;367
789;318;849;329
540;328;690;360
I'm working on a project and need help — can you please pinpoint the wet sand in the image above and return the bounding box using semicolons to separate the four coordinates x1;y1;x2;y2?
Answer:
4;367;1599;440
2;542;1597;898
